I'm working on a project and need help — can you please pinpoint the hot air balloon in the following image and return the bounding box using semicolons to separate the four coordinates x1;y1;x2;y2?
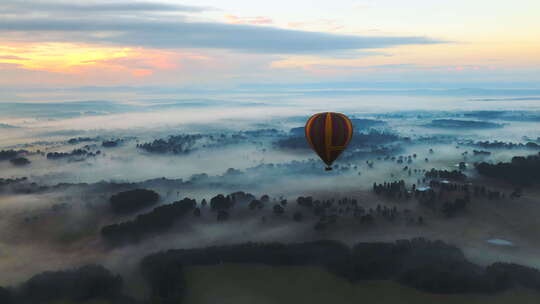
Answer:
305;112;353;171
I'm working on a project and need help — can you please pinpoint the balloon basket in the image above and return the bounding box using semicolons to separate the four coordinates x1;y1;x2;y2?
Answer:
325;166;333;171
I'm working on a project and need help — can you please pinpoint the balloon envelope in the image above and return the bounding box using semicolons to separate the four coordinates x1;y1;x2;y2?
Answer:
305;112;353;170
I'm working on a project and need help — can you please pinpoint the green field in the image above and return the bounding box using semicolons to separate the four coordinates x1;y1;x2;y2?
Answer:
184;264;540;304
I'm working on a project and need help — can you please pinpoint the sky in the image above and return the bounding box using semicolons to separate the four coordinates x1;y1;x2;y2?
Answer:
0;0;539;89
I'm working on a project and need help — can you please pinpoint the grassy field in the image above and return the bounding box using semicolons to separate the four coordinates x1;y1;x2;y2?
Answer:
184;264;540;304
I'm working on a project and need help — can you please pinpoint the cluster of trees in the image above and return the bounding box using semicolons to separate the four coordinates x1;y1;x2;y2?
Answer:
372;179;495;218
67;137;96;144
9;157;30;166
473;150;492;156
377;154;417;163
0;265;134;304
428;180;507;200
476;153;540;186
46;148;100;160
136;130;277;155
296;195;408;228
137;134;205;154
209;192;264;220
110;189;160;214
140;238;540;300
4;239;540;304
241;128;283;137
0;149;26;161
101;188;425;247
102;139;122;147
102;137;135;147
373;180;408;198
102;191;282;246
0;177;28;188
101;198;196;245
425;169;467;181
441;197;470;217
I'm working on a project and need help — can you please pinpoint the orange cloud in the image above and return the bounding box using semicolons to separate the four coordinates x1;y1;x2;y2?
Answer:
0;42;134;73
132;69;153;77
0;42;211;79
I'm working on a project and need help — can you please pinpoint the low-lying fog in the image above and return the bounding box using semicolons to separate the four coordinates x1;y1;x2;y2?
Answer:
1;91;540;297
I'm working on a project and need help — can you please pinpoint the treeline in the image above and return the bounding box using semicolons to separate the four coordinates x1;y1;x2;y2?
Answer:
463;140;540;150
0;149;27;161
101;191;266;245
103;139;123;147
425;169;467;181
0;177;27;186
476;152;540;186
46;148;100;160
67;137;96;144
137;130;282;154
373;180;408;198
373;179;513;218
140;238;540;303
0;265;135;304
473;150;491;156
3;239;540;303
101;198;196;245
101;189;416;246
137;134;204;154
9;157;30;166
110;189;160;214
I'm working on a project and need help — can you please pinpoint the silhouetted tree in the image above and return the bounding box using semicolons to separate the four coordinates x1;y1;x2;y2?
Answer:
109;189;159;214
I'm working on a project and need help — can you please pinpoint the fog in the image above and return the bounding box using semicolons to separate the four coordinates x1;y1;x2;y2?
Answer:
2;92;540;300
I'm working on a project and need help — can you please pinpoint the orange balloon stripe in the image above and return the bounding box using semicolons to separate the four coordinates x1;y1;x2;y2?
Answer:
324;112;333;163
305;113;320;151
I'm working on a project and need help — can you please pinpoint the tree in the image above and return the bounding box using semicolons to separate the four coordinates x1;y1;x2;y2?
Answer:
0;287;13;304
9;157;30;166
314;222;326;231
273;204;284;215
20;265;122;303
217;210;229;221
141;256;185;304
210;194;233;210
249;199;263;210
109;189;159;214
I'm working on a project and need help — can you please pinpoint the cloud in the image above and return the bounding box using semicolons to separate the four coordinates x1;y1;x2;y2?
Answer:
0;1;443;54
0;55;27;60
225;15;273;25
0;17;442;54
288;19;345;32
0;62;22;69
0;1;212;14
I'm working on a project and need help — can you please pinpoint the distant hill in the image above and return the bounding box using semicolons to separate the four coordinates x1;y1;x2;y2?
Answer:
424;119;503;129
